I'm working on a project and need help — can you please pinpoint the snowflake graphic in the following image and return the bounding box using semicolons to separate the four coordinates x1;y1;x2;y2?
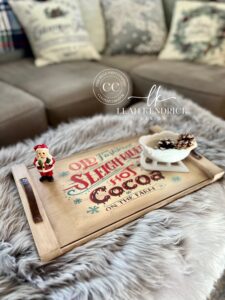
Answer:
171;176;181;182
74;198;82;205
59;171;69;177
87;206;99;214
158;184;165;189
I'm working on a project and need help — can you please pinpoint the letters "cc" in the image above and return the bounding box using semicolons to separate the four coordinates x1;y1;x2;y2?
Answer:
102;81;120;92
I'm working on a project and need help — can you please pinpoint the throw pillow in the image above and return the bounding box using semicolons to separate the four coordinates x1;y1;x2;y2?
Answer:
162;0;210;28
79;0;106;52
159;1;225;66
100;0;167;55
9;0;100;67
0;0;30;62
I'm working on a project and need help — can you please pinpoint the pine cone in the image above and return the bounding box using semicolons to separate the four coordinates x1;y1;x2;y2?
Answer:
176;133;195;149
157;139;175;150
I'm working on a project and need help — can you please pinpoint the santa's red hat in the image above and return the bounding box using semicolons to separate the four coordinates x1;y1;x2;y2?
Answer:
34;144;48;151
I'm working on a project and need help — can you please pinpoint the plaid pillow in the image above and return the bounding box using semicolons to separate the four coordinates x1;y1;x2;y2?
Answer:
0;0;29;53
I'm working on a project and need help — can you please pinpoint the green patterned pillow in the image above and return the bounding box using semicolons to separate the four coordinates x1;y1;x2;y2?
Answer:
159;1;225;65
162;0;210;28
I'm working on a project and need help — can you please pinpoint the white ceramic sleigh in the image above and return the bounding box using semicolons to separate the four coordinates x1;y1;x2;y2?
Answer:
139;131;197;172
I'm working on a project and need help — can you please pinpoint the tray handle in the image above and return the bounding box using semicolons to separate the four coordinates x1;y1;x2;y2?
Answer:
20;178;43;223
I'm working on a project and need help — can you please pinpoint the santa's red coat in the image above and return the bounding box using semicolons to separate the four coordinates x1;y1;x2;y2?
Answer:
33;157;55;174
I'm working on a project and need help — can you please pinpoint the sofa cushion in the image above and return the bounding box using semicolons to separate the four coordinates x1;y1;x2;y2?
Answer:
0;59;110;125
101;55;156;72
0;81;48;147
131;59;225;119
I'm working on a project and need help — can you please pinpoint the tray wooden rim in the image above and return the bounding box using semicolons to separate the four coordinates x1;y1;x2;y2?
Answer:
12;128;224;261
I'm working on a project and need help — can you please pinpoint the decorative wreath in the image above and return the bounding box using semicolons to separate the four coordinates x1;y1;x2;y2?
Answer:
172;6;225;60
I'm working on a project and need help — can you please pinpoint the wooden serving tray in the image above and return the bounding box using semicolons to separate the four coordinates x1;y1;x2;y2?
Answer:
12;128;224;261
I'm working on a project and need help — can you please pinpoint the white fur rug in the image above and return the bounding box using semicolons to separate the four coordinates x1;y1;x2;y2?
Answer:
0;89;225;300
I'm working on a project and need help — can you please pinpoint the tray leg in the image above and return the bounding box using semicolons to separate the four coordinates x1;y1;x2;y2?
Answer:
140;153;189;172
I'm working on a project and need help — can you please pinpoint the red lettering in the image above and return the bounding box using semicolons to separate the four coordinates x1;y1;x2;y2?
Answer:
69;162;82;171
122;179;137;190
150;171;164;181
135;175;151;185
120;151;132;161
104;160;118;171
109;186;124;197
70;174;89;190
85;171;99;185
110;174;122;185
90;186;110;204
125;165;137;176
80;158;97;170
69;157;97;171
114;157;124;166
101;164;111;175
94;168;105;179
88;171;165;202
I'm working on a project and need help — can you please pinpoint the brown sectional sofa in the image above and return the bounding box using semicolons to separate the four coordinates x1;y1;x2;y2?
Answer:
0;59;106;126
130;59;225;120
1;55;225;148
0;81;48;146
101;55;225;120
1;0;225;148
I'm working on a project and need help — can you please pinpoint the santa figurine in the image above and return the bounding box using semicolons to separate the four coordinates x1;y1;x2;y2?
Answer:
33;144;55;182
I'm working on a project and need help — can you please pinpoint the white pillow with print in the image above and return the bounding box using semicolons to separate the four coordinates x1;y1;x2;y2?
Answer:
10;0;100;67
